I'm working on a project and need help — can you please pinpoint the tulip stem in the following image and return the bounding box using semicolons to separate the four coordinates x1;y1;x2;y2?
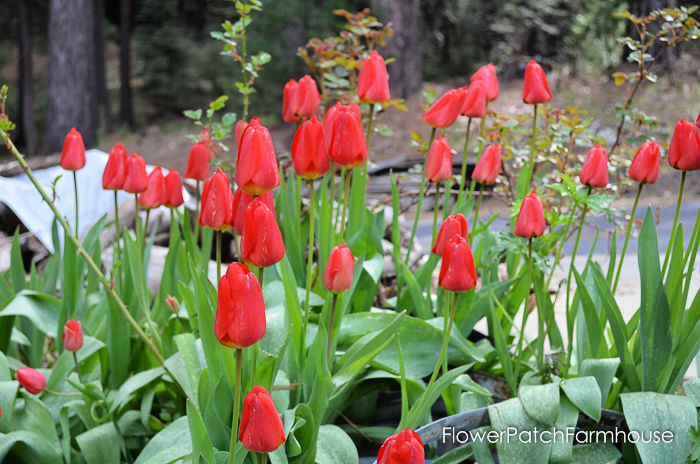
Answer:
405;127;437;268
261;453;267;464
443;179;450;220
113;191;121;258
363;104;375;187
73;352;84;384
195;180;201;244
662;170;686;277
339;168;351;241
468;107;488;198
73;171;79;238
613;183;643;294
303;181;316;347
144;209;150;243
458;117;472;203
431;181;441;247
471;183;483;245
230;348;243;464
545;199;579;290
134;194;140;245
329;162;337;229
327;293;338;360
216;230;222;283
335;167;346;235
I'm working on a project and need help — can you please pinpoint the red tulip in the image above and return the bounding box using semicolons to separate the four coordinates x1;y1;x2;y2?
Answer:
138;166;166;209
60;127;86;171
199;168;234;230
438;235;477;292
16;367;46;395
295;75;321;120
422;88;467;128
472;145;501;185
241;197;285;268
432;213;469;256
292;115;330;179
514;190;546;238
231;189;275;234
102;142;128;190
122;153;148;194
185;141;211;181
323;244;355;293
236;117;281;194
460;81;487;118
377;428;425;464
522;60;552;105
358;50;391;103
629;141;660;184
62;319;83;352
579;143;609;188
324;102;361;149
282;79;299;122
215;263;266;349
470;63;499;102
425;136;453;182
328;105;367;169
668;119;700;171
164;169;185;208
239;385;286;453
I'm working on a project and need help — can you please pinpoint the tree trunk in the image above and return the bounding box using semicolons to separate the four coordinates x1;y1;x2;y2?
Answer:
17;0;37;156
44;0;98;153
95;0;113;133
370;0;422;99
119;0;134;128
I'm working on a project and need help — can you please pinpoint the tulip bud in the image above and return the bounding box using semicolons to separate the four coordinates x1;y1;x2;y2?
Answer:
102;142;128;190
123;153;148;194
199;168;234;230
514;191;546;238
165;295;180;314
470;63;499;102
425;136;453;183
629;141;660;184
138;166;166;209
432;213;469;256
522;60;552;105
328;105;367;169
60;127;86;171
16;367;46;394
668;119;700;171
295;75;322;120
460;81;487;118
185;141;211;181
215;263;266;348
292;116;330;179
579;143;609;188
236;117;281;194
62;319;83;352
324;102;361;149
231;189;275;234
377;428;425;464
282;79;299;123
323;244;355;293
239;385;286;453
472;144;502;185
438;235;477;292
422;88;467;128
358;50;391;103
241;197;285;268
164;169;185;208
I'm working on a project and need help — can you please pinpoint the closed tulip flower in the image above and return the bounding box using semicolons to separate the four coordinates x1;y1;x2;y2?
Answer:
472;145;501;185
377;428;425;464
62;319;83;352
514;191;546;238
164;169;185;208
292;116;330;179
215;263;266;349
438;234;477;292
425;136;453;182
199;168;234;230
629;141;660;184
358;50;391;103
295;75;321;120
123;153;148;194
668;119;700;171
580;143;609;188
239;386;286;453
282;79;299;123
328;105;367;169
185;141;211;181
231;189;275;234
138;166;166;209
432;213;469;256
236;117;281;194
422;88;467;128
102;142;128;190
460;81;487;118
470;63;499;102
16;367;46;395
60;127;86;171
323;244;355;293
324;102;361;149
241;197;285;268
522;60;552;105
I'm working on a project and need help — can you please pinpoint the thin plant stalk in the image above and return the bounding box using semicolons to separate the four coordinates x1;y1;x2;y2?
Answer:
335;167;346;234
662;171;686;277
471;183;483;244
144;210;151;244
458;117;472;200
513;238;535;378
113;191;121;257
134;194;140;245
530;237;546;371
613;183;643;293
194;180;201;243
258;267;264;288
405;127;437;266
339;169;351;240
73;171;79;237
329;162;337;230
72;352;84;383
443;179;450;220
545;199;580;289
229;348;243;464
468;108;488;197
565;187;591;359
327;293;339;360
363;104;375;185
431;182;441;246
216;230;222;282
303;180;316;342
261;454;267;464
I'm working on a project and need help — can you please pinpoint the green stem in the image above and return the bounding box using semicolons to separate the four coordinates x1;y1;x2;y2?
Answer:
613;183;643;293
327;293;338;360
406;127;437;266
72;351;84;384
195;180;200;244
339;169;351;241
545;199;580;289
566;187;591;361
443;178;450;220
662;171;686;277
216;230;222;282
261;453;267;464
229;348;243;464
134;194;140;245
73;171;79;237
258;267;264;288
144;209;150;243
471;184;483;244
335;167;346;235
363;104;375;187
526;104;538;190
329;161;337;231
296;176;302;224
530;237;545;371
468;106;488;197
113;191;121;258
458;117;472;200
303;181;316;342
431;182;441;246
